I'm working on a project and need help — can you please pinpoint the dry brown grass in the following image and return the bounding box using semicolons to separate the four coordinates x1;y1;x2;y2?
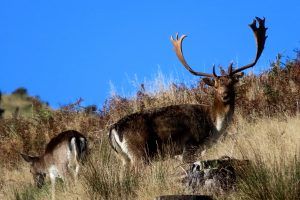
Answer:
0;53;299;199
1;115;298;200
202;114;300;160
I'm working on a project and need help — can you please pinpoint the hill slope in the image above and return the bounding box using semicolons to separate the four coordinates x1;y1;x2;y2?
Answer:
0;88;49;119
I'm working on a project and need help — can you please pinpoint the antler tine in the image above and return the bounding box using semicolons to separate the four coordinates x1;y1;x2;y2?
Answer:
212;65;217;77
171;33;216;78
231;17;267;75
228;63;233;75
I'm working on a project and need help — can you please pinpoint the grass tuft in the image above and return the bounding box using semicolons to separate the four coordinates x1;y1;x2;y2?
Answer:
235;152;300;200
82;139;139;200
11;184;49;200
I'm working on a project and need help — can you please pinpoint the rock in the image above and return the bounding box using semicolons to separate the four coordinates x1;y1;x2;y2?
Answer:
182;156;250;193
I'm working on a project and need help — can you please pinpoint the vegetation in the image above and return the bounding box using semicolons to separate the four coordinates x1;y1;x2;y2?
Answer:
0;52;299;199
0;87;49;119
0;91;4;119
237;153;300;200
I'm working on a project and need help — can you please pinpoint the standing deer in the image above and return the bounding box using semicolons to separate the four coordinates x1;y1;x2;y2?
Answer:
21;130;88;200
108;17;267;168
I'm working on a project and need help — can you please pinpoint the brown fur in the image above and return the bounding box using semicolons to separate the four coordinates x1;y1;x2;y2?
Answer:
45;130;87;155
109;76;238;167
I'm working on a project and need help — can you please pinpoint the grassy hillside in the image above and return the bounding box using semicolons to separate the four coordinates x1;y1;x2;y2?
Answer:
0;53;299;199
0;88;49;119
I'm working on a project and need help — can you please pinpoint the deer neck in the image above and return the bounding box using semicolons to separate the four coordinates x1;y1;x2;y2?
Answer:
211;94;235;133
36;155;47;173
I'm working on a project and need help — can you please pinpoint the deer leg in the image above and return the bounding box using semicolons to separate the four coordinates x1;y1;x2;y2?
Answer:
182;142;198;163
73;163;80;184
49;173;56;200
59;164;69;190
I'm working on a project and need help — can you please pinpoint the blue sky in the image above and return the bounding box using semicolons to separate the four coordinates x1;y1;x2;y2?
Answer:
1;0;300;108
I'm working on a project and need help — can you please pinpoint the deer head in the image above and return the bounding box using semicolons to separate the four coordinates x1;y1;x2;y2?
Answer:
171;17;267;103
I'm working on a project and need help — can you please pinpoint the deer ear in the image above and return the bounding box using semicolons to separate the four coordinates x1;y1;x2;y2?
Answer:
203;78;215;87
234;72;244;79
20;153;37;163
233;72;244;82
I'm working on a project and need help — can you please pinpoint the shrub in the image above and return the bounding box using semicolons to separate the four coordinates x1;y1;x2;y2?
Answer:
12;87;28;97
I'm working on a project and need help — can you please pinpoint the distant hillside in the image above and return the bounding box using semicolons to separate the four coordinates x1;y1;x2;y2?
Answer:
0;87;49;118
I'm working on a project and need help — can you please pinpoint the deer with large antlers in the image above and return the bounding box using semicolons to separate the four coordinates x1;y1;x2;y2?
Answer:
108;17;267;168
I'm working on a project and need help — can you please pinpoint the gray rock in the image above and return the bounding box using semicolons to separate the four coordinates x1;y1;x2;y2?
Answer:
182;156;250;193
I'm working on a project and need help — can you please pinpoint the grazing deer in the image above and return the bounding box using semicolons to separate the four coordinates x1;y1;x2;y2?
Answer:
109;17;267;168
21;130;88;200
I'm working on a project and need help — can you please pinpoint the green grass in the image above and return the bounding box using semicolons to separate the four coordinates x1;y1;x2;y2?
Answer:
11;184;49;200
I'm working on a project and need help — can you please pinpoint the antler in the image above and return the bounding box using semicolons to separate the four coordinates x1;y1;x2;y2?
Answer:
229;17;268;75
170;33;217;78
171;17;267;77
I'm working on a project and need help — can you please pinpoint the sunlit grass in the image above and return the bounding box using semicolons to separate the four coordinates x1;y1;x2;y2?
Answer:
1;56;300;199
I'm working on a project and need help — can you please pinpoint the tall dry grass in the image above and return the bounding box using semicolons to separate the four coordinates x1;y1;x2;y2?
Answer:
81;139;139;200
1;118;299;199
201;115;300;199
0;52;299;199
4;115;298;200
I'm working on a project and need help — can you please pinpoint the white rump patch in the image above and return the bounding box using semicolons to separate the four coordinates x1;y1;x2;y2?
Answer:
111;129;133;161
216;115;225;132
70;137;78;161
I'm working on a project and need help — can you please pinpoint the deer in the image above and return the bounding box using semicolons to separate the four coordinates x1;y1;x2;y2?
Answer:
20;130;88;200
108;17;267;169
